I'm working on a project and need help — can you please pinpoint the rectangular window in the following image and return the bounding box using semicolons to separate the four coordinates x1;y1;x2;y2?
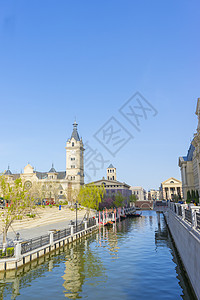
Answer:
71;165;75;168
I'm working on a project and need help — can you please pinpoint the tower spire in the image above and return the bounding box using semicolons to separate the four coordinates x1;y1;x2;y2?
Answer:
71;120;80;141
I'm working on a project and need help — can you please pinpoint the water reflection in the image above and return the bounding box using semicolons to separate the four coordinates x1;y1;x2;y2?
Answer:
63;239;105;299
0;253;67;299
0;211;197;300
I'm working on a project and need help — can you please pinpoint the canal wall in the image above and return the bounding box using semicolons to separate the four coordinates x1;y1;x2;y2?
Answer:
165;206;200;300
0;206;136;272
0;220;98;272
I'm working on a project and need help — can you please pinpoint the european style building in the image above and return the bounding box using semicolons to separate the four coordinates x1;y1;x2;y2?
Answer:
89;164;132;204
160;177;182;200
179;98;200;201
2;121;85;203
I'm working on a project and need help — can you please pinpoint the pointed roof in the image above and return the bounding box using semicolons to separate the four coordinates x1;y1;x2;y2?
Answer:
108;164;114;168
71;121;80;141
49;163;57;173
4;165;12;175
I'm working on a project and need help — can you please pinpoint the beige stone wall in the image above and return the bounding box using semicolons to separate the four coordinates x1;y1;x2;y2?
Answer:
66;138;84;188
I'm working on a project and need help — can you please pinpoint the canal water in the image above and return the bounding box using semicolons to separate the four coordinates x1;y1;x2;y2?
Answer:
0;211;197;299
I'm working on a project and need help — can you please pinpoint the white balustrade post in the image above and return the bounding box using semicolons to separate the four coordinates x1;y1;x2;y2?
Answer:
84;220;87;230
191;207;198;228
69;224;74;236
14;241;21;260
181;206;185;220
95;217;99;226
48;230;54;246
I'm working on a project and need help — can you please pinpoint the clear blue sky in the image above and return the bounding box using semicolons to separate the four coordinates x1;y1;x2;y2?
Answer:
0;0;200;190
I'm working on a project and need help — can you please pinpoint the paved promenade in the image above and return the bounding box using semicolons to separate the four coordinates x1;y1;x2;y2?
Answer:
0;206;95;243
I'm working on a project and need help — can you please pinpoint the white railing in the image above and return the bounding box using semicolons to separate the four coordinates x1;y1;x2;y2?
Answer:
168;201;200;231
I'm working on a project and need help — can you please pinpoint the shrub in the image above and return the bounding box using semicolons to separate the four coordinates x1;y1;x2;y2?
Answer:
26;213;36;218
6;247;14;257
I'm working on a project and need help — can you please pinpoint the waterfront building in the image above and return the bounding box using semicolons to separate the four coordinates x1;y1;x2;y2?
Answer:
89;164;132;204
179;98;200;200
160;177;183;200
1;122;84;203
129;186;147;201
149;189;160;201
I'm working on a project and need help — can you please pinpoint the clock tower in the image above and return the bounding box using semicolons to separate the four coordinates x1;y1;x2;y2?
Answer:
66;121;84;189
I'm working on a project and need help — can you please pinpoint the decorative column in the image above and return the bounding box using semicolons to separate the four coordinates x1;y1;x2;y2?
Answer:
184;165;187;186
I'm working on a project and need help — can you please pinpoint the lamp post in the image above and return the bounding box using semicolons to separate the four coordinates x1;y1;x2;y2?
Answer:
16;232;20;241
74;202;77;230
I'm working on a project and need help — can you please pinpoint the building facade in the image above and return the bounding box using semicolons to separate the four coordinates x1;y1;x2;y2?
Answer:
129;186;147;201
149;189;160;201
179;98;200;200
89;164;132;204
160;177;183;200
1;122;84;203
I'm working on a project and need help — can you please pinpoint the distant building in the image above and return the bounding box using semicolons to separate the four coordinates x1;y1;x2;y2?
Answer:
160;177;182;200
179;98;200;200
179;144;195;200
129;186;147;201
149;189;160;201
89;164;132;204
107;164;117;181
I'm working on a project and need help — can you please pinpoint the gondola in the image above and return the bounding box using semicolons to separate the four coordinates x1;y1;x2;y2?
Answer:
120;215;127;220
130;213;142;218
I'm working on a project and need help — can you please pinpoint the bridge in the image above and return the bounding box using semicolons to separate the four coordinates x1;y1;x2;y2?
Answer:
135;201;153;210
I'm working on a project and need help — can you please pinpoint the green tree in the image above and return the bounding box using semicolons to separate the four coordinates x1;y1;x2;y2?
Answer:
173;194;179;203
78;184;105;219
195;190;199;204
0;176;32;251
191;190;195;201
113;192;125;208
187;190;192;202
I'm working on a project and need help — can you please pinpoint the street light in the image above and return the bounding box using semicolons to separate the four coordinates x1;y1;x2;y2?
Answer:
74;202;80;230
74;202;78;230
16;232;20;241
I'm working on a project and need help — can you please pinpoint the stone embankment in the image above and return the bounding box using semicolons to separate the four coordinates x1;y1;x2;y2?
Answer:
164;202;200;300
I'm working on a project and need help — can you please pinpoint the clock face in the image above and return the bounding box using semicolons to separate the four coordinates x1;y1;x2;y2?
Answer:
24;180;32;190
71;150;75;154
